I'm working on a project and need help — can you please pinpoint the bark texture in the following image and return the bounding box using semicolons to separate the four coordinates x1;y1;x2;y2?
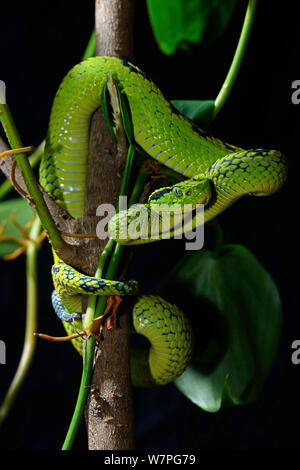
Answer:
84;0;135;450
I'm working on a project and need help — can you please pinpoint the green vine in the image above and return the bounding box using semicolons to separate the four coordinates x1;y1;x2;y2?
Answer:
213;0;258;119
0;141;45;201
0;216;41;424
0;104;65;250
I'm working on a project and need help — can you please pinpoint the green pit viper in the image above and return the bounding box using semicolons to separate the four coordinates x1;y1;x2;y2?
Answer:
39;56;287;387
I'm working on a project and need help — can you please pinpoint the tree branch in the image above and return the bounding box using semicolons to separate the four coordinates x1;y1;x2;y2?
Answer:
83;0;135;450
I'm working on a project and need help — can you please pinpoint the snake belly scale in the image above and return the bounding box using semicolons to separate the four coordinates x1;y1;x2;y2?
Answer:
40;56;287;386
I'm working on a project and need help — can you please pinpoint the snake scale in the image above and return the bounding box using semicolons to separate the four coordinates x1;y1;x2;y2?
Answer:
39;56;287;386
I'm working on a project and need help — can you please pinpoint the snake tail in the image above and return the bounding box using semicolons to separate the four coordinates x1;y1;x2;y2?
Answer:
51;291;85;355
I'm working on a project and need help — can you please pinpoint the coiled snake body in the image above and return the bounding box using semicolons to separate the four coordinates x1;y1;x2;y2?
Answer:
40;57;287;386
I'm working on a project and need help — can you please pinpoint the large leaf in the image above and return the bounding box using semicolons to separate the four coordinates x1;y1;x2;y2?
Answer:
0;198;34;257
171;99;214;127
147;0;237;55
159;244;282;412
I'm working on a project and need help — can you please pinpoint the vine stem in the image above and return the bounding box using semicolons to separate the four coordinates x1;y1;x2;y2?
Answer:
0;103;65;250
0;141;45;201
212;0;259;120
0;216;41;424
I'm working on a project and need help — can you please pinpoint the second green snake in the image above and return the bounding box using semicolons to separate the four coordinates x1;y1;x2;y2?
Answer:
40;57;287;386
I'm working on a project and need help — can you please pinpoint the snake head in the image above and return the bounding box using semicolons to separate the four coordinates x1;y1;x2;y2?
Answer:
148;176;212;208
108;177;212;245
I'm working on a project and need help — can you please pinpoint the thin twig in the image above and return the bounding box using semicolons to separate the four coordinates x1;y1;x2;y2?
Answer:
0;216;41;425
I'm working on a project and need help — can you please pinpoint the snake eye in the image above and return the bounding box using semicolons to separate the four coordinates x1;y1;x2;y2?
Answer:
186;191;192;196
172;187;183;197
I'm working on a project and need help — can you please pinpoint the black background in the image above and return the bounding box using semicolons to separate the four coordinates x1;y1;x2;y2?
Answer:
0;0;299;450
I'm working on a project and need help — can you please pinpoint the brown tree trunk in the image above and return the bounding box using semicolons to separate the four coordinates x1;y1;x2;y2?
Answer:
83;0;135;450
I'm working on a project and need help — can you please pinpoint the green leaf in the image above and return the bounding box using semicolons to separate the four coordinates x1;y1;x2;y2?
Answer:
171;99;215;127
118;89;135;145
101;79;135;145
147;0;237;55
0;198;34;257
159;244;282;412
100;81;118;144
